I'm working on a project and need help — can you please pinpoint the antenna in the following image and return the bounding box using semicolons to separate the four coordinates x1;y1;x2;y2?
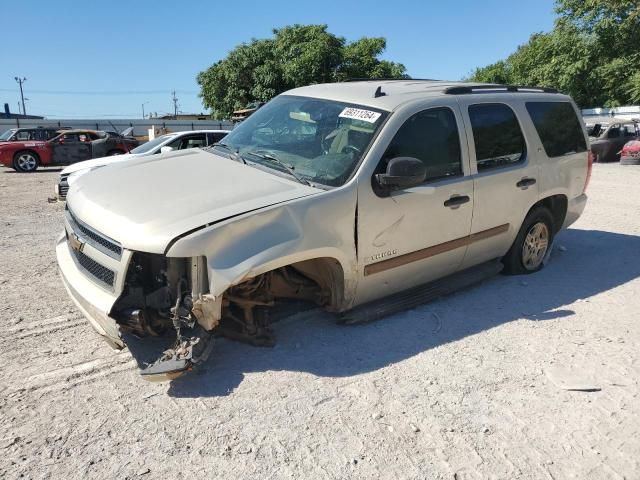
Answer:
374;86;386;98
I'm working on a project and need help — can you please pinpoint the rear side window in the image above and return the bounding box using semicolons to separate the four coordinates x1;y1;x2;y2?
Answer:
525;102;587;157
382;107;462;182
207;132;228;145
469;103;525;171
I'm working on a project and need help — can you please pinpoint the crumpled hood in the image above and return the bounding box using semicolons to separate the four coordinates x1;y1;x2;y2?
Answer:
61;153;137;175
67;149;322;253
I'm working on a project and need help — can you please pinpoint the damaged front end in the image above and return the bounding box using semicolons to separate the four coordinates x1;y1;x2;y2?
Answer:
111;253;338;381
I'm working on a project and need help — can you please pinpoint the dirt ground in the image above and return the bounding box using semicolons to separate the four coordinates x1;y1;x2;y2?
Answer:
1;163;639;480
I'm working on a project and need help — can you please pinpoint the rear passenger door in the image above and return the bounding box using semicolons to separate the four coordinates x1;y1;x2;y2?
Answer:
458;100;539;269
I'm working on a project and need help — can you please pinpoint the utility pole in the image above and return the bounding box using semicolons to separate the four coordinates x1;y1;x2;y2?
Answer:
171;90;178;118
14;77;27;115
142;101;149;119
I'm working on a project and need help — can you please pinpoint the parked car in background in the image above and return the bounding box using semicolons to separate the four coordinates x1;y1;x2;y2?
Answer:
589;119;639;162
0;126;68;142
0;129;139;172
54;129;230;199
232;102;265;122
620;140;640;165
56;81;590;380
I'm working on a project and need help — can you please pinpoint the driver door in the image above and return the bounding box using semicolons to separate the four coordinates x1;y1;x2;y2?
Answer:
355;103;474;305
51;133;92;165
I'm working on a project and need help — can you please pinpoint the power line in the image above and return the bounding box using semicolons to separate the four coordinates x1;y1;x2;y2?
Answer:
0;88;199;95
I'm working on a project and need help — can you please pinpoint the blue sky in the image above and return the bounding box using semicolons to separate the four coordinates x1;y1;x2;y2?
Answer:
2;0;556;118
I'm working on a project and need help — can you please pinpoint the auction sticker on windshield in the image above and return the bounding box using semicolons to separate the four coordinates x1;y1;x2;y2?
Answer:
339;107;382;123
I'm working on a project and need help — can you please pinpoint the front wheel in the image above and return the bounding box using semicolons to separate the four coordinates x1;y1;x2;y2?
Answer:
502;207;555;275
13;151;40;172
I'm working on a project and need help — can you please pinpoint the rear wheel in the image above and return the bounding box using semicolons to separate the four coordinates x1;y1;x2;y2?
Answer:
502;206;555;275
13;151;40;172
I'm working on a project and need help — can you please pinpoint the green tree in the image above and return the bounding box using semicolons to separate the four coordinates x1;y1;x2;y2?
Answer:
197;25;406;118
469;0;640;107
336;37;409;81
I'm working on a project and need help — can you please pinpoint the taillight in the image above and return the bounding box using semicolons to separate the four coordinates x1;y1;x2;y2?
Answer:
584;150;593;193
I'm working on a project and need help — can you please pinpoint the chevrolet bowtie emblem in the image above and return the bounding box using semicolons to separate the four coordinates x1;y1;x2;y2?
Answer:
68;232;85;252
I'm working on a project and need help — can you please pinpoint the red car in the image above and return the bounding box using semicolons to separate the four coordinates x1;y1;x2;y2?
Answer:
0;129;138;172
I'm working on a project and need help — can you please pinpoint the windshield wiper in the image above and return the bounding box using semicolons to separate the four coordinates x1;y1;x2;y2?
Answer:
245;150;311;186
211;142;246;164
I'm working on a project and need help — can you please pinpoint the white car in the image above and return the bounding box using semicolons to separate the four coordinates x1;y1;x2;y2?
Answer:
54;130;230;199
56;80;590;381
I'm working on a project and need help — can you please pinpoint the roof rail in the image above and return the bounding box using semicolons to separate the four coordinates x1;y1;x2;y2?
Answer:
444;84;559;95
345;78;442;82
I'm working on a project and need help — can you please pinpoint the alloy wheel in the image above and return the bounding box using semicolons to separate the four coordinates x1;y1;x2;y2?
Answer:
521;222;549;271
16;153;38;172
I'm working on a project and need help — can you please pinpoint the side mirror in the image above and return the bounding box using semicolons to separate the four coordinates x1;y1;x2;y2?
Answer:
375;157;427;192
160;146;174;154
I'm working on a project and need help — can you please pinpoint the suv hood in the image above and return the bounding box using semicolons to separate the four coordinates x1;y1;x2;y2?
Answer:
61;153;137;175
67;149;322;253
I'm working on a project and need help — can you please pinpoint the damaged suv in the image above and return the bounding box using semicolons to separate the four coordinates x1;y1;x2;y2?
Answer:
57;80;590;381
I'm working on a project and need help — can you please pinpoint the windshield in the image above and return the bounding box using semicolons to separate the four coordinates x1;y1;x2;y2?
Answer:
215;95;388;187
130;134;177;154
0;129;17;141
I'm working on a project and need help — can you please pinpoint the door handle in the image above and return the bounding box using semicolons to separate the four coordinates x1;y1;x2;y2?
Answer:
516;177;536;188
444;195;470;208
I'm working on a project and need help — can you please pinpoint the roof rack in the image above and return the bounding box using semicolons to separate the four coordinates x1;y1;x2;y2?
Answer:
444;84;559;95
345;78;442;82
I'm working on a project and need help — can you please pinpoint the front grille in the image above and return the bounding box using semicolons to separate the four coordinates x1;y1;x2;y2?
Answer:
58;183;69;199
71;247;115;288
66;210;122;259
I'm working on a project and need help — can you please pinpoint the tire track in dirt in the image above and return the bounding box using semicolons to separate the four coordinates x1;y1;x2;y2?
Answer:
9;352;136;396
6;314;85;340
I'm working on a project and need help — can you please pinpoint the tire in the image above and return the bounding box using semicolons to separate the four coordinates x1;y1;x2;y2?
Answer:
502;206;555;275
13;151;40;172
107;150;124;156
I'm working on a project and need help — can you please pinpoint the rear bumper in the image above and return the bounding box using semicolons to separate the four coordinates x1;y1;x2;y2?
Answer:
562;193;588;229
56;232;124;349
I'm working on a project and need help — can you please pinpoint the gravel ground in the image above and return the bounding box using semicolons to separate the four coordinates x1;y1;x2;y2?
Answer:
1;164;639;480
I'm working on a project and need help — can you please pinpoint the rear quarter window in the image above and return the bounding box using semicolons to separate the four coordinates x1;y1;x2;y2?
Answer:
525;102;587;157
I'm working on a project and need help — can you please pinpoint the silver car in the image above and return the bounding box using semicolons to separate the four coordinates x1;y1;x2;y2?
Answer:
55;130;230;199
56;81;590;381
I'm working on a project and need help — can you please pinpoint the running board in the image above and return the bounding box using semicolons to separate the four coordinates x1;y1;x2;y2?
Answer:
339;260;503;325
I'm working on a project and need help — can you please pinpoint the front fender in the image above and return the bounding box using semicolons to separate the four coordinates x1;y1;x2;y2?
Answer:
166;186;359;308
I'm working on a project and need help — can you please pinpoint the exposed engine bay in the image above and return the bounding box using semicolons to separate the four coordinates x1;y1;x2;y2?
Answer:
111;253;339;381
